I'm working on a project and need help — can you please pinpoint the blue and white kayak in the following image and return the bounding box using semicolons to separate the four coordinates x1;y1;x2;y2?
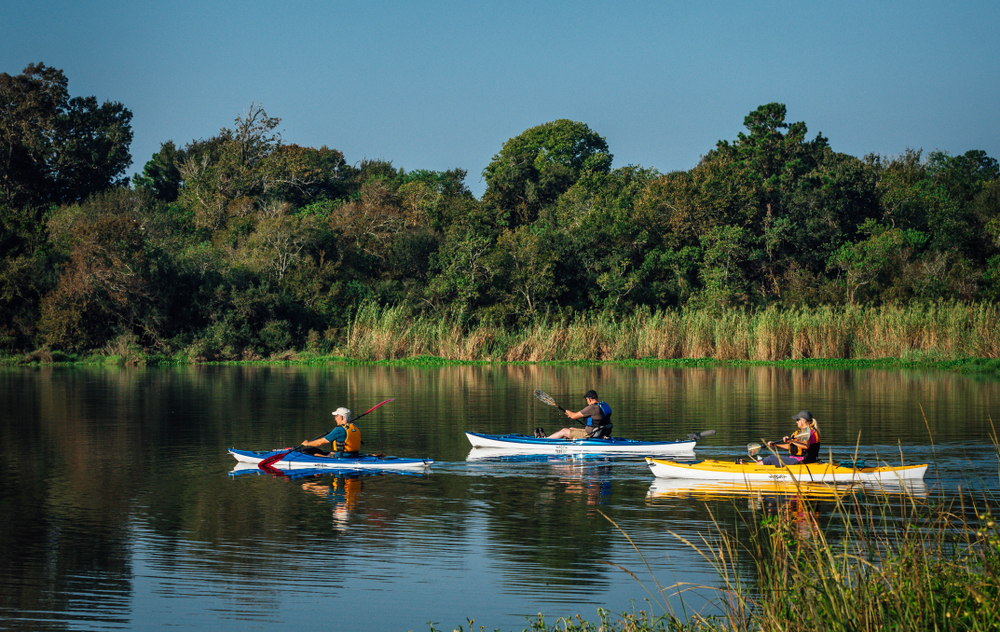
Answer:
228;448;433;470
229;462;430;479
465;431;696;454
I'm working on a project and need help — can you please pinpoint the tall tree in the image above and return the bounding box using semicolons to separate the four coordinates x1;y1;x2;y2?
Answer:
0;63;132;208
482;119;613;228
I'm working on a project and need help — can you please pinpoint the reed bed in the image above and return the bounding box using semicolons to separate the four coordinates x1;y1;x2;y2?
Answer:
676;486;1000;632
439;485;1000;632
335;301;1000;362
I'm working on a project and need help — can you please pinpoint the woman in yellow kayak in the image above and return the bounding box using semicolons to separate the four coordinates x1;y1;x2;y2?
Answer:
760;410;821;466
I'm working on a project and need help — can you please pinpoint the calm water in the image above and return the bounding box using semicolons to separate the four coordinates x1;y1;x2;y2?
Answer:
1;364;998;631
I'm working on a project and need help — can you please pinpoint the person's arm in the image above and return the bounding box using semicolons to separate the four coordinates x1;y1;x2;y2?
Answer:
566;404;599;422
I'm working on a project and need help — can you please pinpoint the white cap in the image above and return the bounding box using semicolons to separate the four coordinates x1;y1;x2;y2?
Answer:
332;407;351;420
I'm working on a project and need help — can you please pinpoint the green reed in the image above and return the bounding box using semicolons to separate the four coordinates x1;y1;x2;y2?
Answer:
335;301;1000;362
447;485;1000;632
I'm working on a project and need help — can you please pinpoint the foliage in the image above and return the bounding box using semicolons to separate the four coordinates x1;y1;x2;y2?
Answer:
0;63;132;208
3;65;1000;359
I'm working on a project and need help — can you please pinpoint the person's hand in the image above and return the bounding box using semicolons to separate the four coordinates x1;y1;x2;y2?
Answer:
782;436;790;442
767;440;775;447
564;410;572;418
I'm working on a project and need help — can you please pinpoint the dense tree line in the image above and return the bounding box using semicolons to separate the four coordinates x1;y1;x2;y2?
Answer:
2;63;999;360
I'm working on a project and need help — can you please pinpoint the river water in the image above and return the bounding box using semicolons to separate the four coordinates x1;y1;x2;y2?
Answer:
1;364;997;631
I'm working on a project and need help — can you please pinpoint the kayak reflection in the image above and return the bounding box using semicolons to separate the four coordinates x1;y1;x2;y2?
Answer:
466;447;626;462
646;477;928;503
228;461;430;480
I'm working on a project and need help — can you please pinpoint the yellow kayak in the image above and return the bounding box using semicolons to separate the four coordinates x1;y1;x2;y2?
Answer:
645;457;927;482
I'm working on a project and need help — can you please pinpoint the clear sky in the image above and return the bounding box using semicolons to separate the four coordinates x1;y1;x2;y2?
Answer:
4;0;998;198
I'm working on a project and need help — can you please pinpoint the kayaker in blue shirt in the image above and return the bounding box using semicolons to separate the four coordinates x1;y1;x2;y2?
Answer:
760;410;821;466
540;390;612;439
300;407;362;457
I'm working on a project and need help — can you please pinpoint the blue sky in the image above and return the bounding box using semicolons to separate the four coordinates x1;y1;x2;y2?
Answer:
4;0;998;198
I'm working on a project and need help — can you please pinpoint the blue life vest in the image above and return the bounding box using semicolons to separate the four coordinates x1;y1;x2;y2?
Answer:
586;401;612;427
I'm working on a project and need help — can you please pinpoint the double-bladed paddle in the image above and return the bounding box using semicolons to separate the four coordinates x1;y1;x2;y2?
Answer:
258;398;395;468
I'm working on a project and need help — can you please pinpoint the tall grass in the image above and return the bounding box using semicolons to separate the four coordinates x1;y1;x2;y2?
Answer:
435;484;1000;632
335;301;1000;362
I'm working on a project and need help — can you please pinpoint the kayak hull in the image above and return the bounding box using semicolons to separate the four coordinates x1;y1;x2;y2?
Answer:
465;431;696;454
229;462;429;478
229;448;433;470
645;457;927;482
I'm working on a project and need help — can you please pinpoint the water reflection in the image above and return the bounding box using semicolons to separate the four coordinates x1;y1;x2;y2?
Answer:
0;364;997;631
646;476;930;505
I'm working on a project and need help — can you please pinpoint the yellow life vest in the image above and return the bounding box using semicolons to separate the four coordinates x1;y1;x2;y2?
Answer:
339;422;361;453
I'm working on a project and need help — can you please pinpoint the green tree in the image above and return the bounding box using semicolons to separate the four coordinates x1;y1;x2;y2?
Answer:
482;119;612;228
486;226;559;318
178;103;303;230
830;219;929;304
133;141;185;202
38;189;157;350
0;62;133;208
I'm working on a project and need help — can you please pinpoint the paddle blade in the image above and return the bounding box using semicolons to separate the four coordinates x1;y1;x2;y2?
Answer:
259;449;293;468
257;461;289;477
533;389;557;407
356;398;395;419
686;429;717;441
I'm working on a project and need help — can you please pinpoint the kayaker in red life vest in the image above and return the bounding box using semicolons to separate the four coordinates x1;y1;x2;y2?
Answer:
299;407;362;457
540;390;612;439
760;410;821;466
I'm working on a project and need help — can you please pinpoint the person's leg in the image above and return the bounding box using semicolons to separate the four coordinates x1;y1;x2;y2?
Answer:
546;428;572;439
761;455;800;466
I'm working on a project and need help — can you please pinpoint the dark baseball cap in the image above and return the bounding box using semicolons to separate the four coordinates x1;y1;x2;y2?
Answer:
793;410;813;421
585;390;598;399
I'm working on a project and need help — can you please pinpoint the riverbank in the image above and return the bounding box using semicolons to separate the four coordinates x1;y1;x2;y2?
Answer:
4;302;1000;374
5;352;1000;377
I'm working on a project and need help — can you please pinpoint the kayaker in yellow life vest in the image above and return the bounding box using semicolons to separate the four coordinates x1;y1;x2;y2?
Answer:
299;407;362;457
760;410;821;466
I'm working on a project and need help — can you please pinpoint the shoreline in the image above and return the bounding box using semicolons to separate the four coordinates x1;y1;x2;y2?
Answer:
4;353;999;375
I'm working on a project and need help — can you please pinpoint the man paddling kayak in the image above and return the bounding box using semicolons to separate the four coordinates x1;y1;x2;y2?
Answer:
300;407;362;457
760;410;821;466
538;390;612;439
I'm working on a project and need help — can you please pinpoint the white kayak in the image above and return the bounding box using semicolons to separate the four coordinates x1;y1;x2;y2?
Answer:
465;431;697;454
645;457;927;482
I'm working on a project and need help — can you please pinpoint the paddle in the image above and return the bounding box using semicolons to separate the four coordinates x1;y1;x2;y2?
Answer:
258;398;395;468
533;389;565;412
686;429;716;441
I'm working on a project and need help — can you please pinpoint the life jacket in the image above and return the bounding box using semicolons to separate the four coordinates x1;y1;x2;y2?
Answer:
335;422;362;454
586;402;612;427
789;427;820;463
